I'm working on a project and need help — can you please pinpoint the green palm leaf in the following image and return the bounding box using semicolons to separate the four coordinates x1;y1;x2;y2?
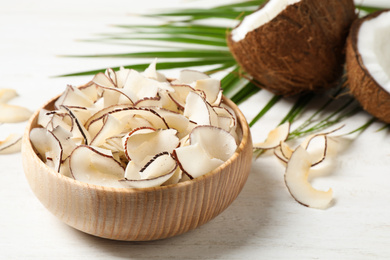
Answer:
60;0;386;145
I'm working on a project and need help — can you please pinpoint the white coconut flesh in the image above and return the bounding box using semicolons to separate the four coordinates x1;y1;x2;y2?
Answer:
357;11;390;91
175;126;237;178
30;128;63;172
285;146;333;209
121;153;177;188
0;88;18;103
0;88;32;123
231;0;301;42
0;103;33;123
0;134;22;155
253;122;290;150
30;61;240;188
69;145;125;188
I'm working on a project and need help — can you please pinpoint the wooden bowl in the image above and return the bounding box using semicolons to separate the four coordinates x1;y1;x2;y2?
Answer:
21;95;253;241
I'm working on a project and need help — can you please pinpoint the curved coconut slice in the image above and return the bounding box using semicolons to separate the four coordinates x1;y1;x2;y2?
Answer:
135;92;181;113
158;90;182;112
55;85;94;109
47;112;73;132
304;134;328;167
60;105;91;125
179;134;190;147
37;108;54;128
92;72;117;89
213;106;236;133
228;0;356;95
101;135;124;151
61;106;91;145
171;69;210;85
85;104;131;128
51;126;76;161
100;86;134;107
0;134;22;154
121;152;177;188
30;128;63;172
124;128;179;164
175;126;237;178
134;95;163;108
115;67;131;88
174;142;224;178
194;78;222;106
346;10;390;123
88;107;169;131
69;145;125;188
140;152;177;179
163;167;182;186
123;160;142;180
90;114;124;147
59;157;72;178
0;88;18;103
253;122;290;149
190;125;237;161
153;108;192;138
142;58;167;82
107;68;118;86
280;141;293;159
183;91;218;126
284;146;333;209
79;83;100;103
0;103;32;123
274;141;293;164
122;69;172;103
168;84;195;110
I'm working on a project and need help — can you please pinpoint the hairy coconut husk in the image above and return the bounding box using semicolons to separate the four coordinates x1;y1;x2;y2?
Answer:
346;10;390;123
227;0;356;96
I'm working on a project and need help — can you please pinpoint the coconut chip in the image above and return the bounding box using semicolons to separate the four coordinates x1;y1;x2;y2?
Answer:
0;103;32;123
285;146;333;209
0;134;22;154
253;122;290;150
30;61;240;188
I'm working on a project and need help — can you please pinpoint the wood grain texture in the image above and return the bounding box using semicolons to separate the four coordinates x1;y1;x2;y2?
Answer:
21;95;253;241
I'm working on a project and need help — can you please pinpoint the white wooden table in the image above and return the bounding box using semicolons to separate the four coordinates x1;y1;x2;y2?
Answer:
1;0;390;259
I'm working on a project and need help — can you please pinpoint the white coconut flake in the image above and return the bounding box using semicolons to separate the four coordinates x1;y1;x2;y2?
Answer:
231;0;301;42
358;10;390;92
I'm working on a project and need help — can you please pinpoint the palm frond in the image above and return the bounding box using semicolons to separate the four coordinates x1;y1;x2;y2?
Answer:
60;0;388;144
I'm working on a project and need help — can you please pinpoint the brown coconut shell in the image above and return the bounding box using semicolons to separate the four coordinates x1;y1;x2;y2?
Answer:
346;10;390;123
227;0;356;96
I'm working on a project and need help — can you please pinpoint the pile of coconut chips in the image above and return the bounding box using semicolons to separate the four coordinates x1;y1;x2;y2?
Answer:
30;61;240;188
254;123;343;209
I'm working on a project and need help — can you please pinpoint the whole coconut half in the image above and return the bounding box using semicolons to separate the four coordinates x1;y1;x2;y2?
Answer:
227;0;356;96
346;9;390;123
